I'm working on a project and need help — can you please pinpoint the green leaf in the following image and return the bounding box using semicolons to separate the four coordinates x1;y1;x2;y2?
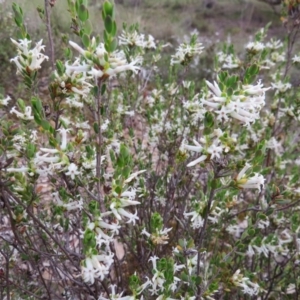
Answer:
91;86;98;97
14;11;23;27
64;47;72;60
203;127;212;135
88;200;99;214
109;149;116;163
244;64;259;84
93;122;99;133
257;213;266;220
129;274;140;292
101;84;106;95
108;38;118;52
111;21;117;37
17;98;25;111
105;15;113;34
81;33;90;48
120;144;130;161
247;227;255;236
122;166;131;179
209;179;218;189
84;19;93;35
64;218;69;231
227;87;233;96
103;29;109;45
248;64;259;76
226;75;238;89
68;0;76;14
204;112;214;128
26;143;36;158
41;120;50;131
103;0;114;18
78;4;89;22
31;97;43;114
114;185;122;194
56;60;65;76
12;3;23;27
219;71;228;83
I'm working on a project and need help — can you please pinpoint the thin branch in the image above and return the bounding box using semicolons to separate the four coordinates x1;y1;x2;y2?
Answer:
45;0;55;71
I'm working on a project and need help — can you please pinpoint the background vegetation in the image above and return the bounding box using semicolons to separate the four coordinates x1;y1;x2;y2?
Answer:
0;0;288;98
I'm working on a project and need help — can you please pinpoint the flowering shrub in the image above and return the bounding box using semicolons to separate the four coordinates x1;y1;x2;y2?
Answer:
1;0;300;299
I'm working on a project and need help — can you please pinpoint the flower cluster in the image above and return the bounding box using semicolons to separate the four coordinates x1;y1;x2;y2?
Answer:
69;38;141;80
10;38;48;73
171;34;204;65
202;79;269;126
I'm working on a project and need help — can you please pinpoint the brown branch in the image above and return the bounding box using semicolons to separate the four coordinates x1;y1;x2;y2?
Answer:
45;0;55;71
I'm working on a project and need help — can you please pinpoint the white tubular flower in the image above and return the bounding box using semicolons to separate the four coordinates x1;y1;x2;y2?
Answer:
34;152;61;164
146;256;165;295
98;284;135;300
246;41;265;52
10;56;24;73
286;283;296;294
217;52;240;69
187;155;207;167
119;30;144;47
184;137;225;166
9;106;23;117
66;96;84;108
266;137;283;155
0;95;11;106
53;192;83;211
142;227;173;245
204;79;268;125
171;41;204;65
238;278;260;296
10;39;48;73
207;143;223;159
205;80;222;97
89;68;104;79
184;210;204;229
65;61;90;74
10;106;34;120
110;189;140;224
292;55;300;63
65;163;81;180
110;202;139;225
69;41;86;55
6;166;29;173
97;218;120;235
24;106;34;120
246;245;255;258
236;163;265;191
266;38;283;50
271;80;292;93
81;257;98;284
184;139;203;152
90;255;110;281
81;253;114;284
183;139;208;167
29;48;48;70
10;38;31;55
242;80;269;96
69;40;141;80
35;129;70;169
105;60;140;76
58;128;69;150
